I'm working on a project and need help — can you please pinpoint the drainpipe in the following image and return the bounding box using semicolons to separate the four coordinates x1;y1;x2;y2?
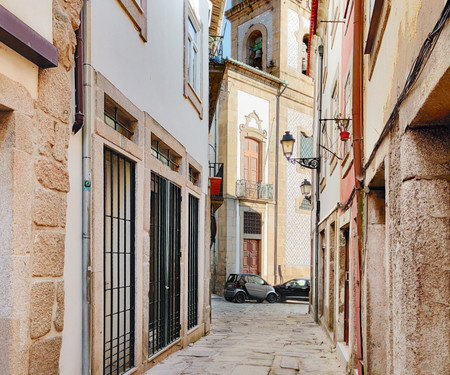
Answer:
81;1;92;374
72;22;84;134
274;83;288;285
352;0;364;373
314;44;324;324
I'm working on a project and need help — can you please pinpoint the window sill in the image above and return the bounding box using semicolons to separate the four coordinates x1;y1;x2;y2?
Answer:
330;155;338;176
118;0;148;41
341;149;353;178
184;81;203;119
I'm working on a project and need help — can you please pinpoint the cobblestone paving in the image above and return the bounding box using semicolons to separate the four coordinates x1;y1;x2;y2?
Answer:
146;296;346;375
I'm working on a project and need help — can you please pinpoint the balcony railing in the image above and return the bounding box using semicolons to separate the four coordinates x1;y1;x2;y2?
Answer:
209;35;224;63
235;180;273;200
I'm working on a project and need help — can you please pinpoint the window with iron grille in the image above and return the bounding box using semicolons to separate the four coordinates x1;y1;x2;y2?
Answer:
104;95;135;139
300;133;313;159
187;195;199;330
149;173;181;356
243;212;261;234
151;135;181;172
299;198;311;211
103;148;135;375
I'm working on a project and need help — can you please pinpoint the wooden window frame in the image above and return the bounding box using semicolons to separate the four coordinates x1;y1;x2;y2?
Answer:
184;1;203;118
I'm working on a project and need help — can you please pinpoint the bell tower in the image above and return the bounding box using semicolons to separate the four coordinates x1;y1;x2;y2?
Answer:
225;0;312;83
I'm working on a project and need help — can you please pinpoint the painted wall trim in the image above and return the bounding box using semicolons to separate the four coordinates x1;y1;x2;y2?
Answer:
0;5;58;68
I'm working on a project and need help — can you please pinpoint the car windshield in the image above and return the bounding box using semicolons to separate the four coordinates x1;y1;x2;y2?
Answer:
226;274;236;282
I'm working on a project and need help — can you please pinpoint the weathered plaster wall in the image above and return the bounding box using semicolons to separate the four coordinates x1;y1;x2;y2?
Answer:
0;1;83;373
364;0;447;161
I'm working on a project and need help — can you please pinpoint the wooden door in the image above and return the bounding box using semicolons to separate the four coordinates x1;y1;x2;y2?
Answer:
344;230;350;344
243;239;259;274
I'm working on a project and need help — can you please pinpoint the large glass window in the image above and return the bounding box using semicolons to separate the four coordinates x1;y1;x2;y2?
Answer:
103;148;136;375
188;18;199;92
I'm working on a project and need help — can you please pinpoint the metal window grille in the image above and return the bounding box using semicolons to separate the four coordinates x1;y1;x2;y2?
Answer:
104;106;134;138
300;133;313;158
187;195;199;330
243;212;261;234
149;173;181;356
103;148;136;375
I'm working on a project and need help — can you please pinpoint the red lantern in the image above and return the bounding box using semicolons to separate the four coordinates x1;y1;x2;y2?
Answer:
340;131;350;141
209;177;222;195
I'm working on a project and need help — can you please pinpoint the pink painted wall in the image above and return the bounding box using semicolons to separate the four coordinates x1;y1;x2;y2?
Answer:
340;1;355;204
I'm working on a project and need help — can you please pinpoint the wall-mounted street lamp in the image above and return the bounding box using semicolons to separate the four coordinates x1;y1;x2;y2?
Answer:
280;129;320;324
280;131;320;169
300;179;312;201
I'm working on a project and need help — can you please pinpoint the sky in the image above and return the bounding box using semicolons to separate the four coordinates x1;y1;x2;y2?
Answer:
222;0;232;58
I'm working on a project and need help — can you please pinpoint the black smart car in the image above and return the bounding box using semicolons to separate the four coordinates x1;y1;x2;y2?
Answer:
223;273;278;303
274;278;310;302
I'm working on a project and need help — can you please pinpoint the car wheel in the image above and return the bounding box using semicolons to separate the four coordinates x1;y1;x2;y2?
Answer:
266;293;277;304
225;297;233;302
234;292;245;303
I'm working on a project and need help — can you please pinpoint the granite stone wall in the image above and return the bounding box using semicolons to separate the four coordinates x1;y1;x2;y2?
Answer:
0;1;83;373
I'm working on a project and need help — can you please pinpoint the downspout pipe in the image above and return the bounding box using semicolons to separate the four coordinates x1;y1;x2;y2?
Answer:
314;44;324;324
72;22;84;135
352;0;364;373
274;82;288;285
81;1;92;374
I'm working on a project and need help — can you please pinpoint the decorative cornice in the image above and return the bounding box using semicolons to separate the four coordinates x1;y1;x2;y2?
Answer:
225;0;272;22
225;57;288;86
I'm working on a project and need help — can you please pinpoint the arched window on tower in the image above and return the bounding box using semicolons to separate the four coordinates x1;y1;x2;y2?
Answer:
302;34;309;74
247;31;263;69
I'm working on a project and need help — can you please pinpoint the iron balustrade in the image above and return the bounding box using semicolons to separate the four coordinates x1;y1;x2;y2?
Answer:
235;180;273;200
187;195;199;330
103;148;136;375
149;173;181;356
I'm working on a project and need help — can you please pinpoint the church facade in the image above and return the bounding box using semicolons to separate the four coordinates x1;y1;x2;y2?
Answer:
211;0;314;292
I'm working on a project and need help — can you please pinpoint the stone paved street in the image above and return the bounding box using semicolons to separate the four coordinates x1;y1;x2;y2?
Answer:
146;296;346;375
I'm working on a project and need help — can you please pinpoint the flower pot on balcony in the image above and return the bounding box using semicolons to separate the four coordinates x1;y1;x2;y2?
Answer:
340;131;350;141
209;177;222;195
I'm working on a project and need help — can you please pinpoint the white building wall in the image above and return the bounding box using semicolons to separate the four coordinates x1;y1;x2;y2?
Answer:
285;108;312;267
90;0;210;192
315;17;343;222
60;130;83;374
236;90;270;183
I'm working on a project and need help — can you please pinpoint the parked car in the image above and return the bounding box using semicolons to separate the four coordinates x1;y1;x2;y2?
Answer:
224;273;278;303
274;278;310;302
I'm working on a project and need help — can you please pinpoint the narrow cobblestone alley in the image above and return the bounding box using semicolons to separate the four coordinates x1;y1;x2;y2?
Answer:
146;296;346;375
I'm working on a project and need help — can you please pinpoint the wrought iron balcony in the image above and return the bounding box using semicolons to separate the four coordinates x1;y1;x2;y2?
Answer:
209;35;224;62
235;180;273;200
209;35;226;129
209;162;224;213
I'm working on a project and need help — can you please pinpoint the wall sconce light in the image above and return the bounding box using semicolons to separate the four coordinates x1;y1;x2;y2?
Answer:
300;179;312;201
